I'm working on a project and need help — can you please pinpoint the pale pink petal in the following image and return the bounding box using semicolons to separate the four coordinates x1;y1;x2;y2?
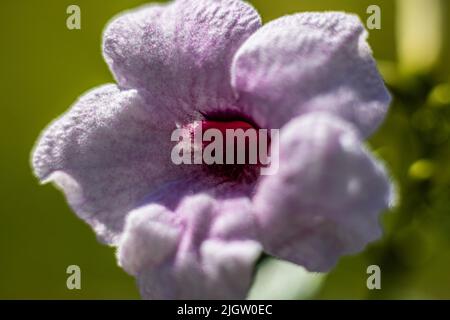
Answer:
232;12;391;137
253;112;393;271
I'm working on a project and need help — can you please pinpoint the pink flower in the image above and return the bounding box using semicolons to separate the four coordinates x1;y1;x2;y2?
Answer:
32;0;392;299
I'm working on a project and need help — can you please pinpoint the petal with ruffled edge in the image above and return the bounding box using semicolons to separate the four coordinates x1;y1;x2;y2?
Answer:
118;194;261;299
31;84;191;244
103;0;261;119
252;113;392;272
232;12;391;137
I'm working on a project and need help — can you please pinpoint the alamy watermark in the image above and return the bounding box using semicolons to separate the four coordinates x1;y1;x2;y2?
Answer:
366;264;381;290
65;4;381;31
366;5;381;30
66;265;81;290
66;5;81;30
170;121;279;176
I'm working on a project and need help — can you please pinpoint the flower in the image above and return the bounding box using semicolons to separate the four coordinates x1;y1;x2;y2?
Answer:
32;0;392;299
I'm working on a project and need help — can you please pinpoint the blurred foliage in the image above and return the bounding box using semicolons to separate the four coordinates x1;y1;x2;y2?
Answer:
0;0;449;299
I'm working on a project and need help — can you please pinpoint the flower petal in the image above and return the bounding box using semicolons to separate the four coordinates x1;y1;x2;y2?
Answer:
31;84;187;244
252;113;393;272
118;194;261;299
232;12;391;137
103;0;261;117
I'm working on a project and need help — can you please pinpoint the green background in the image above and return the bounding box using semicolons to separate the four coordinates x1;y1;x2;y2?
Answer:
0;0;449;299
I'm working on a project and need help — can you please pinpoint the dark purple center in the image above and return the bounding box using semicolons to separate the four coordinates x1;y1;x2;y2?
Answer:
185;117;269;183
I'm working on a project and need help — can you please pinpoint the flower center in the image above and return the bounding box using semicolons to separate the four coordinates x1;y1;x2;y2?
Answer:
184;117;270;183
